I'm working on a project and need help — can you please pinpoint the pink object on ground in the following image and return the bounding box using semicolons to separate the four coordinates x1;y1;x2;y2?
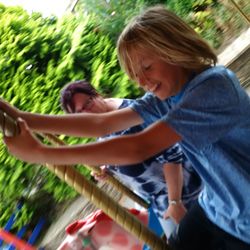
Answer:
58;208;148;250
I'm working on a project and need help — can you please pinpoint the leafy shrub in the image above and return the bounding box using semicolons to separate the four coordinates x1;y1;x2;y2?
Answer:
0;3;140;228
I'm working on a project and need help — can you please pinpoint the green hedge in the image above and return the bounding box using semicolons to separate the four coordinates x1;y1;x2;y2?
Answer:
0;3;141;229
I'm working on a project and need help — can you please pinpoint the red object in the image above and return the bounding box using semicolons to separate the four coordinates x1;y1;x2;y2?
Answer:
66;208;141;235
58;208;148;250
0;228;37;250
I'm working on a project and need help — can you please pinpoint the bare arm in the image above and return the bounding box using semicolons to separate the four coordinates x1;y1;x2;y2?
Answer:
163;163;187;224
5;119;182;166
164;163;183;202
23;108;141;137
0;99;142;137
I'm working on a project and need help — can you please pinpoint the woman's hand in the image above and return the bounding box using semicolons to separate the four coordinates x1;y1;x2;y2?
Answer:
163;202;187;224
91;165;108;181
4;118;45;164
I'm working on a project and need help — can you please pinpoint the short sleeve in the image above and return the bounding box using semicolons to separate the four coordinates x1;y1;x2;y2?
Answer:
130;93;170;125
164;72;241;148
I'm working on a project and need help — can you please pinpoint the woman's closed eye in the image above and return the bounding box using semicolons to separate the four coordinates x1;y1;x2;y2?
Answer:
83;96;94;110
76;96;94;113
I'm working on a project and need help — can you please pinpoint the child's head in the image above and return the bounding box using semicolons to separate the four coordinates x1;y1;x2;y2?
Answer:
117;5;217;82
60;80;99;113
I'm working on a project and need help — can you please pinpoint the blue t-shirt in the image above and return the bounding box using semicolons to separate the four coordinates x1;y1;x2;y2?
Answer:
101;99;202;219
130;66;250;243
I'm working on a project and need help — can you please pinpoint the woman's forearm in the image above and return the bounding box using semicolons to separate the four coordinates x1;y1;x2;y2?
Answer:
163;162;187;224
163;163;183;201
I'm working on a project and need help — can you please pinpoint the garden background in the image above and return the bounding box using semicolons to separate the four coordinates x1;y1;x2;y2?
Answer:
0;0;249;243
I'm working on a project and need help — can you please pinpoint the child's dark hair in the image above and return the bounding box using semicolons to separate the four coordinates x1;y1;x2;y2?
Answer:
60;80;98;113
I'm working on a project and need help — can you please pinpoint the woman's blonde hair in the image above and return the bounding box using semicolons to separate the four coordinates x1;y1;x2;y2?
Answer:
117;5;217;80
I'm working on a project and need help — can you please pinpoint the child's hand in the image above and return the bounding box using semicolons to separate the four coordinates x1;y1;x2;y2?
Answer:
4;118;44;164
91;165;108;181
163;202;187;224
0;98;21;120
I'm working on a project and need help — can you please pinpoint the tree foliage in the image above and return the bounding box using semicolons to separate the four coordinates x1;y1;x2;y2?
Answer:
0;3;140;228
76;0;249;49
75;0;146;42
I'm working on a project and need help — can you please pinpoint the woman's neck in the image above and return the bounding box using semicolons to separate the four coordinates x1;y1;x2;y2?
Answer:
105;98;123;111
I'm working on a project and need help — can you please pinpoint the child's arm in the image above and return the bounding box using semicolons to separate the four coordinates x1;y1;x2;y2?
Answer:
0;99;142;137
4;118;182;166
163;162;187;224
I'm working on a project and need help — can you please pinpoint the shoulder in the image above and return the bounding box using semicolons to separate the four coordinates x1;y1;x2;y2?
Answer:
180;66;240;109
130;93;171;125
119;98;134;109
187;66;239;92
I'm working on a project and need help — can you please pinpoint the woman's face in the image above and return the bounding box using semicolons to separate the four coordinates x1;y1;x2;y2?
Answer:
69;93;107;114
131;49;190;100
